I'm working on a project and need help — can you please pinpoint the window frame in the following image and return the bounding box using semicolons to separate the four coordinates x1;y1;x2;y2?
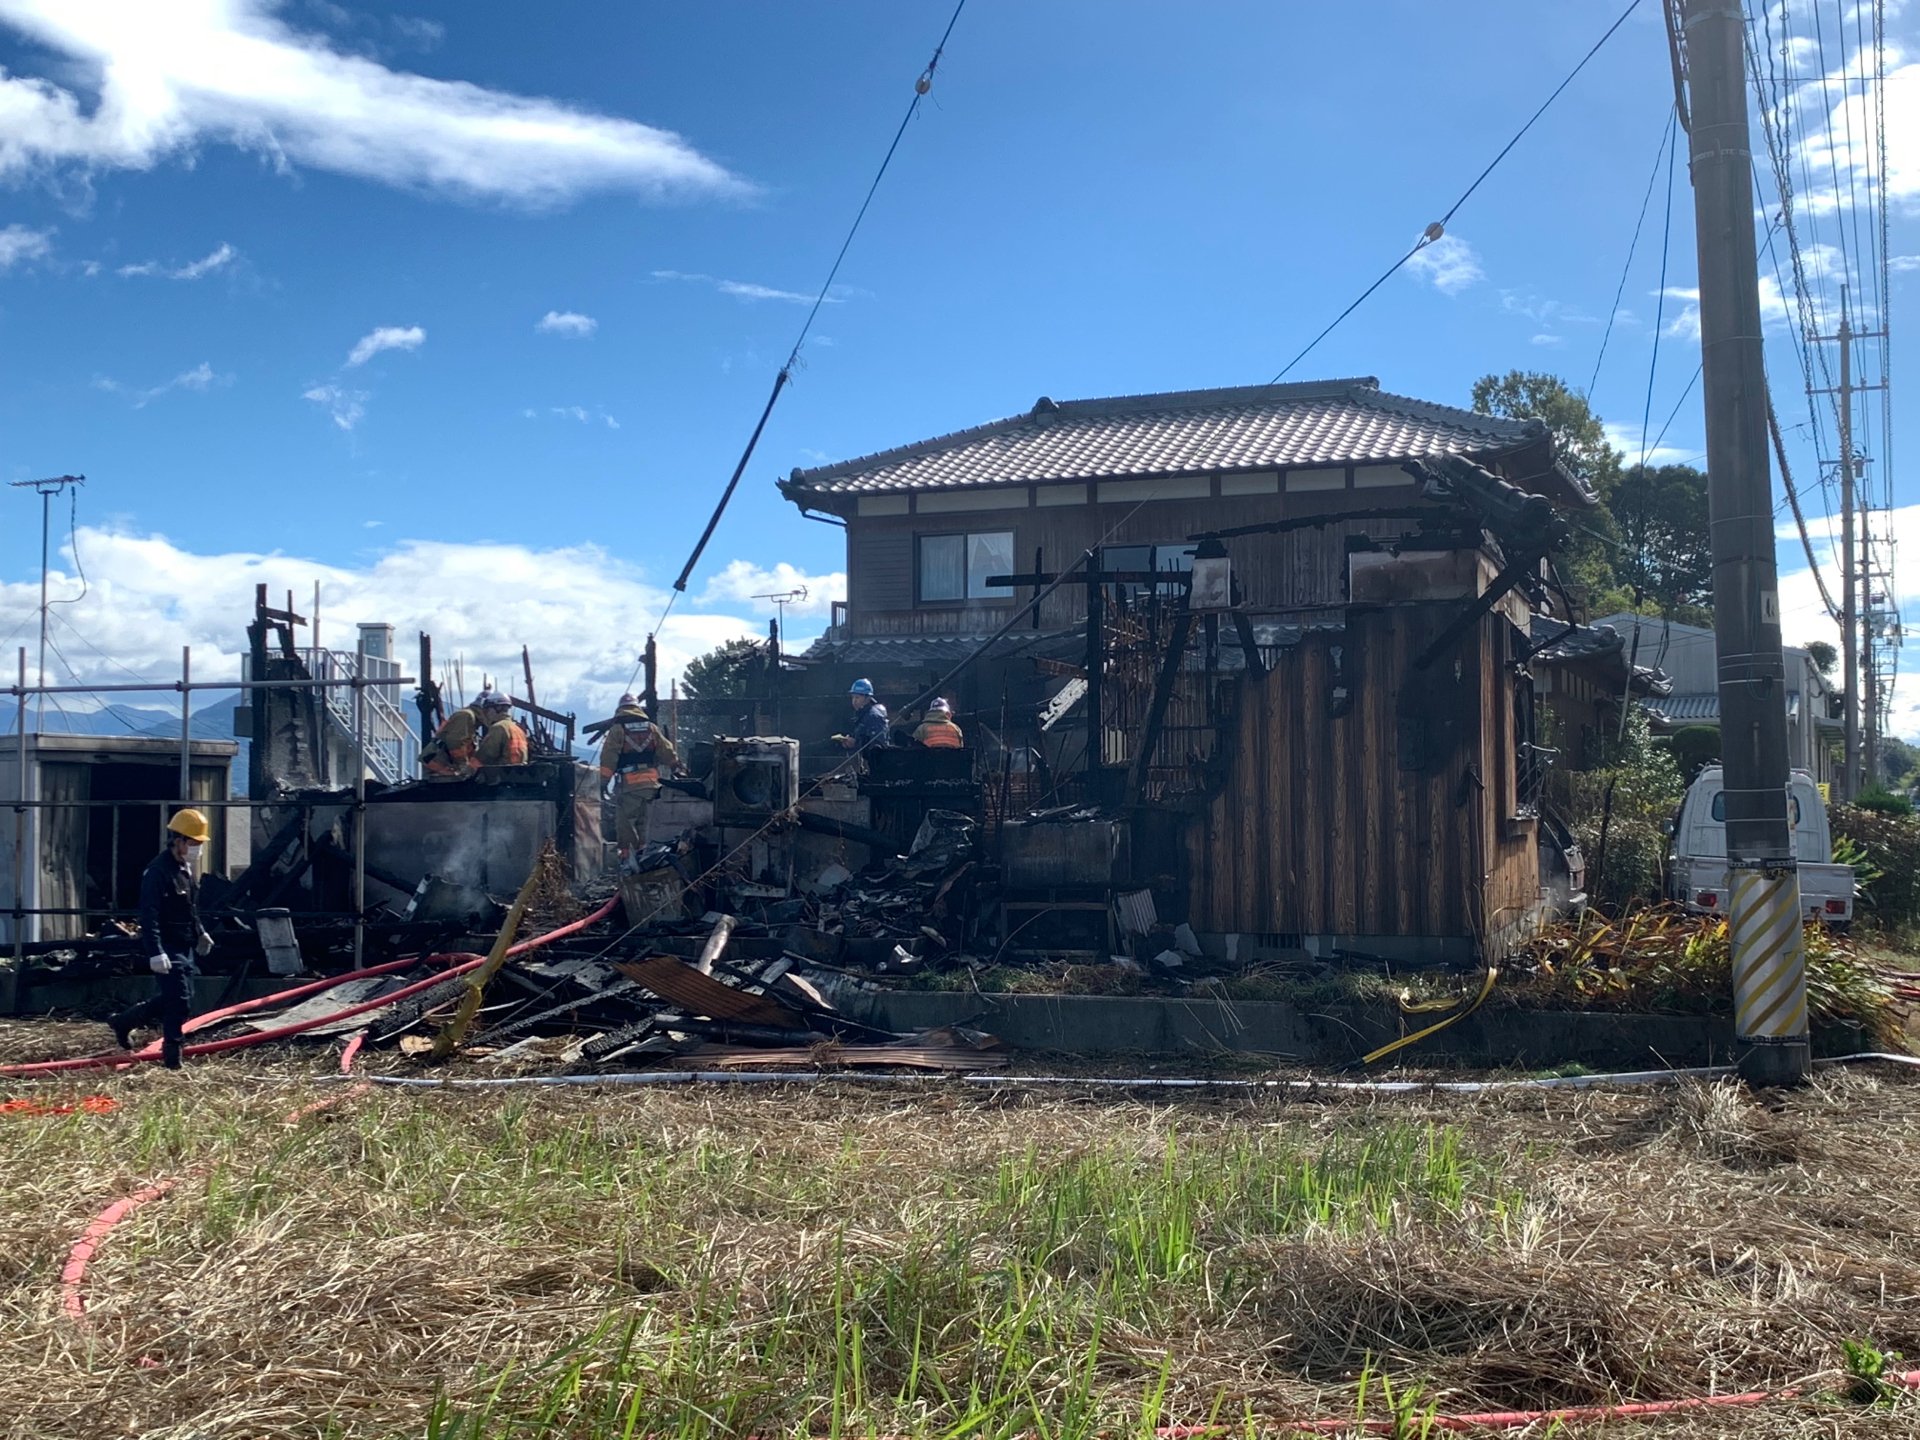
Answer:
915;529;1017;606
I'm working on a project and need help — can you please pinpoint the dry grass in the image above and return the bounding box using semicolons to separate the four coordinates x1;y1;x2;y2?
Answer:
0;1027;1916;1438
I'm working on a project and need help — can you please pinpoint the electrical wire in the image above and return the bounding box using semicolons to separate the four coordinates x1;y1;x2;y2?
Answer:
1588;108;1676;400
47;485;87;613
1269;0;1644;384
1633;114;1678;479
640;0;970;683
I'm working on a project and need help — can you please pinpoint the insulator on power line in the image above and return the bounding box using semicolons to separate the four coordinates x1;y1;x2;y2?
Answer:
916;72;932;95
1422;221;1445;244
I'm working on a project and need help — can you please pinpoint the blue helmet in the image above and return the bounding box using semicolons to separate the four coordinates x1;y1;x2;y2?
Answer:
848;678;875;697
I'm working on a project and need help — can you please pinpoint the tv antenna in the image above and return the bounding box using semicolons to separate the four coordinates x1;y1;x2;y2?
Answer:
752;586;809;639
8;474;85;732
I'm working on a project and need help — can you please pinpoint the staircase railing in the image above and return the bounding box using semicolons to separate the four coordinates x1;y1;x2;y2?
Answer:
299;648;418;784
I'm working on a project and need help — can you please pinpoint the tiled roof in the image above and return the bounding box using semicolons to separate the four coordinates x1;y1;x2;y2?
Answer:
782;378;1561;498
1529;617;1672;697
1647;693;1721;723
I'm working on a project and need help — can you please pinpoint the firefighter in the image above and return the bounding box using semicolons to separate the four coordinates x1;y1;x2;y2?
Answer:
598;700;680;852
108;808;214;1069
838;678;892;753
420;692;490;779
913;697;965;749
474;692;528;769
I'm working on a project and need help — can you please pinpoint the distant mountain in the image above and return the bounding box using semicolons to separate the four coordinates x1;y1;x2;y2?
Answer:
2;696;249;794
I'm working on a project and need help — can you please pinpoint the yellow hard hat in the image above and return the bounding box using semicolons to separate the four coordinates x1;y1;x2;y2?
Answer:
167;808;211;844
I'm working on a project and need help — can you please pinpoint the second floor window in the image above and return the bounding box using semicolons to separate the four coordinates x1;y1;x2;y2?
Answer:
919;531;1015;602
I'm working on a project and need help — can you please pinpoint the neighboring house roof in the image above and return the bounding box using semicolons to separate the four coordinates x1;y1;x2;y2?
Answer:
1646;693;1722;724
1529;616;1673;697
782;377;1587;507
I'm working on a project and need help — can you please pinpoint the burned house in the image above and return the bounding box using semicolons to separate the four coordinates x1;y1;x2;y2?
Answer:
782;377;1599;961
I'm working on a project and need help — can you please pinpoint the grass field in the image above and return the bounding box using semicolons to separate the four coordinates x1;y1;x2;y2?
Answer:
1;1023;1917;1439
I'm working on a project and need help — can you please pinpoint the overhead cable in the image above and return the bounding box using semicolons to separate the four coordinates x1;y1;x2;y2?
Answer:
651;0;969;663
1588;108;1676;400
1270;0;1643;383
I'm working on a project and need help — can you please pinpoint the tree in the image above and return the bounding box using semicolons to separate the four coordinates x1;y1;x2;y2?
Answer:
1805;640;1838;678
680;637;767;699
1471;371;1627;614
1610;463;1713;624
1878;735;1920;790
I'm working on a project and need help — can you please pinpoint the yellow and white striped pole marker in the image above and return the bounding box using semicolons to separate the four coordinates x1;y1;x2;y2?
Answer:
1729;864;1809;1083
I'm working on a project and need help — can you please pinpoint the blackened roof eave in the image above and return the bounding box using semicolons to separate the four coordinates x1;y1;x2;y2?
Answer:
777;376;1571;505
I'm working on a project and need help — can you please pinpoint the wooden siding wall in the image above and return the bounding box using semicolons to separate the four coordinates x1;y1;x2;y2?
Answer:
840;476;1437;636
1186;606;1538;952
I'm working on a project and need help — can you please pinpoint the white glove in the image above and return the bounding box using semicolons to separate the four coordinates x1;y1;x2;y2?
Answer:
148;954;173;975
195;930;214;959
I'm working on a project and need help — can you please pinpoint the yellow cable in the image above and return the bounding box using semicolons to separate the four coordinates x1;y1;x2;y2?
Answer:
1361;965;1499;1066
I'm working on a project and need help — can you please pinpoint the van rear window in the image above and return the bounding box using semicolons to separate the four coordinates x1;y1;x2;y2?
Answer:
1709;792;1802;824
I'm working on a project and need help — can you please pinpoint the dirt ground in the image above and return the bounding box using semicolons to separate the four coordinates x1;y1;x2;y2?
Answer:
0;1020;1917;1439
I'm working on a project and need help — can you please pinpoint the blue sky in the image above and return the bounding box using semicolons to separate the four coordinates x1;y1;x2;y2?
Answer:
0;0;1913;724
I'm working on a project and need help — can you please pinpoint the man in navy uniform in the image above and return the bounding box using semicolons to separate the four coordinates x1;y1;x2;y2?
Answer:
109;808;214;1069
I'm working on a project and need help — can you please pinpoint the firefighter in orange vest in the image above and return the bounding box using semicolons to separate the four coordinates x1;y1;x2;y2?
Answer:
420;695;486;779
598;698;679;852
912;696;965;749
474;692;529;770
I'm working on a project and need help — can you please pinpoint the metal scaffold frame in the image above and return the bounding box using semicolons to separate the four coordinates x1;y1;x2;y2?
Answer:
6;645;415;971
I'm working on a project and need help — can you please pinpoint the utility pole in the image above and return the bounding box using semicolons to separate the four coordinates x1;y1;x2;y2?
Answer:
1681;0;1808;1082
6;474;85;733
1809;287;1889;794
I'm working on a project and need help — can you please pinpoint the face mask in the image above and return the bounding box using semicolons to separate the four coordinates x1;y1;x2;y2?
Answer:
185;842;204;860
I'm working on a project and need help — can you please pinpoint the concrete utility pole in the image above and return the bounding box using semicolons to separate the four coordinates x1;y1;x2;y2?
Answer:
1681;0;1808;1082
1810;287;1888;794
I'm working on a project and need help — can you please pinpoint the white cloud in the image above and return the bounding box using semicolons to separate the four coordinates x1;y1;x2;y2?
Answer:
1404;234;1484;295
346;324;424;367
96;359;228;407
1601;419;1697;469
388;15;445;51
0;221;53;268
652;269;837;306
302;382;366;430
0;526;796;718
536;309;596;337
697;560;846;619
0;0;745;206
1779;500;1920;739
1892;254;1920;272
1788;50;1918;216
116;240;237;280
538;403;621;428
1529;333;1565;347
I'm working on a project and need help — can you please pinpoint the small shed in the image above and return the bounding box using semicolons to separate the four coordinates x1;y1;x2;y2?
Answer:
1;734;241;945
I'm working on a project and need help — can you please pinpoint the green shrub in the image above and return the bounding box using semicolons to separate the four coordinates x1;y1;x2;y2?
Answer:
1830;804;1920;929
1853;784;1915;815
1568;712;1685;910
1665;725;1721;782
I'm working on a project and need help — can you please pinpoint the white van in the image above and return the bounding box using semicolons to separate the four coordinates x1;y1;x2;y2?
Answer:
1668;765;1854;925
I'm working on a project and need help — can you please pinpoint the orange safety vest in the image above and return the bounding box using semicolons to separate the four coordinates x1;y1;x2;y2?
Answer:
491;722;529;766
916;720;964;749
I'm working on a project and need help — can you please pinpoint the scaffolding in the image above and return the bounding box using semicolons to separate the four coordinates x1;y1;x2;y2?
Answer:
6;644;414;971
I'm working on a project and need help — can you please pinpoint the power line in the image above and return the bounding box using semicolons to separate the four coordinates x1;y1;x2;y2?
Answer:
650;0;970;667
1635;113;1678;477
1588;108;1676;400
1270;0;1644;383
